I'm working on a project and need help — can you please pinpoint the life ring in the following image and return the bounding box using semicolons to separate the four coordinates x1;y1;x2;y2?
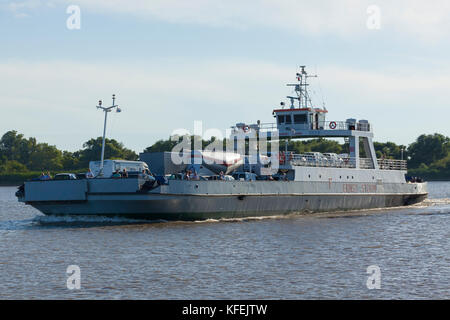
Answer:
279;152;286;165
329;121;337;129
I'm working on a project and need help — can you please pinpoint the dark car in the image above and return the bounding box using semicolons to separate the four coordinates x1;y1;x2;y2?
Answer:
53;173;77;180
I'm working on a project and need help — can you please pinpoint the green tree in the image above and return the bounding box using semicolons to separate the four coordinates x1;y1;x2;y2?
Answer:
28;143;63;171
61;151;79;170
373;141;407;159
408;134;449;168
287;138;343;154
144;135;226;153
75;137;138;169
143;139;179;153
0;130;35;164
0;160;28;173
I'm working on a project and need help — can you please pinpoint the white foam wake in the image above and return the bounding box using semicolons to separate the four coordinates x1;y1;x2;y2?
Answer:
414;198;450;207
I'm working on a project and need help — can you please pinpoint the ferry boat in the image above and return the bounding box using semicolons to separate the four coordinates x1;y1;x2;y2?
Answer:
16;67;427;220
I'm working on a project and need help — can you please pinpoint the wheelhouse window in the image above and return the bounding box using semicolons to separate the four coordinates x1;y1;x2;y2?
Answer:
277;115;285;124
294;114;307;124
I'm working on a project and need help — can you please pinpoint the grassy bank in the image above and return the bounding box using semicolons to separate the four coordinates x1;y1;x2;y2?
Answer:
0;172;43;186
407;169;450;181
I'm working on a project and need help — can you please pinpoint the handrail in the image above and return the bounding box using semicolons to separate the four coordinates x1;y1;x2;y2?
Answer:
377;159;407;170
244;120;371;132
285;153;356;168
276;152;406;170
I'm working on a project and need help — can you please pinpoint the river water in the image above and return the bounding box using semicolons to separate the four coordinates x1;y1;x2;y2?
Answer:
0;182;448;299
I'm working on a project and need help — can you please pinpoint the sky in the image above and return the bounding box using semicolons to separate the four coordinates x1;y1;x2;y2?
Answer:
1;0;449;153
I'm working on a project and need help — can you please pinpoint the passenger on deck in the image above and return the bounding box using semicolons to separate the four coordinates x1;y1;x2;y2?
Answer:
121;168;128;178
219;171;225;180
112;170;121;178
191;170;199;180
268;175;274;181
46;172;52;180
39;172;48;180
141;169;155;181
86;169;94;179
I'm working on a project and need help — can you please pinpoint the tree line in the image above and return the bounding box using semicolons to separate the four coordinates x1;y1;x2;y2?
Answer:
0;130;449;180
144;132;449;180
0;131;137;173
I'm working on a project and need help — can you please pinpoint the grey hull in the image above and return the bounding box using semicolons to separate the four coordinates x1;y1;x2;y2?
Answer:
29;192;427;221
20;174;428;221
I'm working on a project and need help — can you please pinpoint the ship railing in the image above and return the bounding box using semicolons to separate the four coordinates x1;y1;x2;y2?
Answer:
359;158;375;169
258;123;278;131
315;121;372;131
284;153;356;168
378;159;407;170
281;153;407;170
319;121;348;131
253;121;371;132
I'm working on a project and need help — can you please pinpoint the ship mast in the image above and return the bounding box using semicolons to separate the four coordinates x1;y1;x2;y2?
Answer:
96;94;122;176
286;66;317;109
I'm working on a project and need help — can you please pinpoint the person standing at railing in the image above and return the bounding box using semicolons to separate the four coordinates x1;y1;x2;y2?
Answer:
380;154;385;169
86;169;94;179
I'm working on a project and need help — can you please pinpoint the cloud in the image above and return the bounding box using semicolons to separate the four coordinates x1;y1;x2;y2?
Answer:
0;59;290;151
0;59;449;151
6;0;41;17
50;0;450;41
4;0;450;41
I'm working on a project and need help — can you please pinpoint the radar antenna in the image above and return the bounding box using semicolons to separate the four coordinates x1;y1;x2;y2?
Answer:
286;66;317;109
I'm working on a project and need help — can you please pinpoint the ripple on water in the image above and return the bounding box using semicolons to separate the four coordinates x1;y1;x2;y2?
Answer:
0;183;449;299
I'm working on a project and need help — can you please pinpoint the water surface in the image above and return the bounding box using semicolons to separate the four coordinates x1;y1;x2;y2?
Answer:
0;182;449;299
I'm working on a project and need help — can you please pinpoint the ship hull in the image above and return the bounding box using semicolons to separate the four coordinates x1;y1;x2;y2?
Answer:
19;176;428;221
27;192;427;221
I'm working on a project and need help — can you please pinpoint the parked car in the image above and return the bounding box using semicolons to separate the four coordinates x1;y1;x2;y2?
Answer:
53;173;77;180
75;173;86;179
